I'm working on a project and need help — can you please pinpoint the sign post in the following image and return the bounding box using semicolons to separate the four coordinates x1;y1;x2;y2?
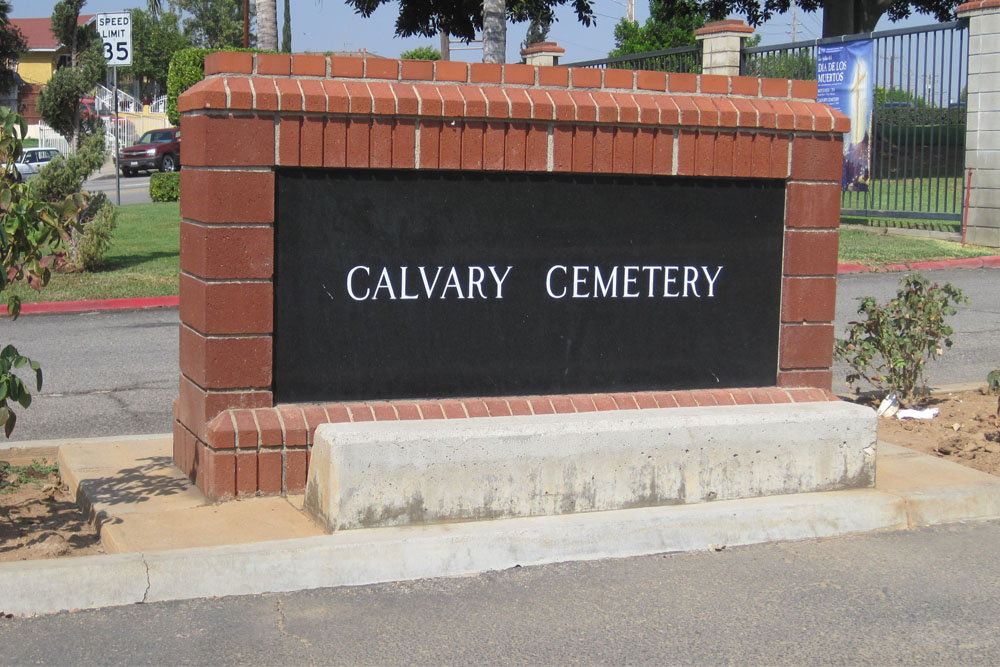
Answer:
97;11;132;206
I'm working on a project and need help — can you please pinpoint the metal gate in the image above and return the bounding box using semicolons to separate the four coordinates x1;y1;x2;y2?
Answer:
743;21;969;229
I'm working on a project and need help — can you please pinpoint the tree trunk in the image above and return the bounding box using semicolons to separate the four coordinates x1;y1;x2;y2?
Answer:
482;0;506;63
257;0;278;51
821;0;894;37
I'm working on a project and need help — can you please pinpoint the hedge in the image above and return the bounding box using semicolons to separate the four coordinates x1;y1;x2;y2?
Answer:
150;172;180;201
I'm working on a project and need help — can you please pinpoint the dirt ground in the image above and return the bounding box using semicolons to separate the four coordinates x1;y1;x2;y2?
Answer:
0;389;997;565
0;461;103;563
876;388;1000;475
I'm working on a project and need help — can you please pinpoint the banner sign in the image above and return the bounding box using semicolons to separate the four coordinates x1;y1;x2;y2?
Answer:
817;40;874;192
274;170;785;403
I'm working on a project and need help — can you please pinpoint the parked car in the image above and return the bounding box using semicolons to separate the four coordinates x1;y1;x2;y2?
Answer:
13;147;62;182
120;127;181;176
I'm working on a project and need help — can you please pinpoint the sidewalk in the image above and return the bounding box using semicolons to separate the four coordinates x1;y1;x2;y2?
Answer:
3;431;1000;616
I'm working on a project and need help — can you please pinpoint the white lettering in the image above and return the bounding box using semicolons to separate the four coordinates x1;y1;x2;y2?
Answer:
642;266;662;297
546;265;568;299
467;266;486;298
663;266;678;297
701;265;723;297
572;265;589;298
372;266;397;300
346;265;370;301
594;266;618;297
682;266;700;297
489;265;513;299
622;266;639;298
441;267;465;299
398;266;418;300
419;266;443;297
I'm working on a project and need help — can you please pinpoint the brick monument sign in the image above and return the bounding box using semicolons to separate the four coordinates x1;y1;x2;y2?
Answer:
177;51;848;501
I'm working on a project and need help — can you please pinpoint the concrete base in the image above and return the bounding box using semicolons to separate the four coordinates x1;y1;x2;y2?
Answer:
305;403;877;532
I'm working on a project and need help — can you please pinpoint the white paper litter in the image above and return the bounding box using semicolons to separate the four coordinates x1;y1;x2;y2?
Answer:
896;407;939;420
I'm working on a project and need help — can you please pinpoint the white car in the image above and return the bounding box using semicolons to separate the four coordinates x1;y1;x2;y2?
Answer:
13;147;62;182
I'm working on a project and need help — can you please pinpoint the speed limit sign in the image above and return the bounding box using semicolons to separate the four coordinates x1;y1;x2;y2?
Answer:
97;12;132;66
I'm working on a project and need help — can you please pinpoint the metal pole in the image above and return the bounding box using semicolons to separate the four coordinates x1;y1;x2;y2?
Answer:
114;65;120;206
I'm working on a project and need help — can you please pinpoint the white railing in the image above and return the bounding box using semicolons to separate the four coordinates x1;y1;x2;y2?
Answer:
105;112;171;150
149;95;168;114
96;83;138;114
37;121;71;154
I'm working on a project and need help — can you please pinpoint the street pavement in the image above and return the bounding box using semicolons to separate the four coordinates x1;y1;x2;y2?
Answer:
83;171;153;206
3;519;1000;664
0;267;996;442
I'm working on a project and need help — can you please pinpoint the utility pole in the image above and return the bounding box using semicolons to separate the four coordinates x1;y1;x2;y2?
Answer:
627;0;634;22
440;31;450;61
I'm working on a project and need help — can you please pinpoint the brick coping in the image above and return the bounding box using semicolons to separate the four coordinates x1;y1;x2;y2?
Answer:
204;386;840;452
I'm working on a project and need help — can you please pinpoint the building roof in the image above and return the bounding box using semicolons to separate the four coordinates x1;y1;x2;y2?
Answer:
9;15;95;52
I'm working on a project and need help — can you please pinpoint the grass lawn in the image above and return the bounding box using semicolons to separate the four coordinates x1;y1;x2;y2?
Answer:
6;202;179;304
837;228;996;267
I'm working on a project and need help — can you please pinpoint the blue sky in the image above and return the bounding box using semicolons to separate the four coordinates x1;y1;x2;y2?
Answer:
17;1;933;64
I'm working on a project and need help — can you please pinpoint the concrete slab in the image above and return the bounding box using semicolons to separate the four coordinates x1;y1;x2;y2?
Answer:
307;403;876;531
57;437;323;553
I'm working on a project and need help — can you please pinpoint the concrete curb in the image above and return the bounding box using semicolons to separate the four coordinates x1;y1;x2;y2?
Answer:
0;486;907;616
838;255;1000;274
0;296;178;316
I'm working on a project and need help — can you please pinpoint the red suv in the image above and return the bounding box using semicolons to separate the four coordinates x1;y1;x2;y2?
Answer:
120;127;181;176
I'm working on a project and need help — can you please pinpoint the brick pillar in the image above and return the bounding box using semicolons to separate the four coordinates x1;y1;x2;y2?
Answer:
520;42;565;66
958;0;1000;248
695;20;754;77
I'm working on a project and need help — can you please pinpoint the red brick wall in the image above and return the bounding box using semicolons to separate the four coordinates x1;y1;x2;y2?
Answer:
177;53;846;501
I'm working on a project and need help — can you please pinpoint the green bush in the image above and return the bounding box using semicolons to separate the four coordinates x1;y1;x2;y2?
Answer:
167;47;274;125
150;172;180;201
28;132;106;203
835;273;967;405
67;194;118;272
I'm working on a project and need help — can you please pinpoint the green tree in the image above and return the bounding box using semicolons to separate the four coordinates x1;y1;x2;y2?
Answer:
631;0;961;39
347;0;594;63
281;0;291;53
609;0;708;57
0;1;27;92
400;45;441;60
0;108;87;436
178;0;252;49
121;8;190;98
522;14;550;48
38;0;105;150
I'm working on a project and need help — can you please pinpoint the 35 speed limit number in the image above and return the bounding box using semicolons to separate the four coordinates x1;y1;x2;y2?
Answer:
97;12;132;67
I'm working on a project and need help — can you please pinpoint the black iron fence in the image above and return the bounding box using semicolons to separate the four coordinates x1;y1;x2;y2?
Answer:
564;44;702;73
564;21;969;230
744;21;968;227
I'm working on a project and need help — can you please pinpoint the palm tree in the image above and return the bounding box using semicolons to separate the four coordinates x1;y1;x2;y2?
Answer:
256;0;277;50
482;0;506;63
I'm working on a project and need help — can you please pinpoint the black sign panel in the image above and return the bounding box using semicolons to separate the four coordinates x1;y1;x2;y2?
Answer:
274;170;785;403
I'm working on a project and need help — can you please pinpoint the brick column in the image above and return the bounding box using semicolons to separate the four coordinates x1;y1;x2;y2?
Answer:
520;42;565;66
695;20;755;77
958;0;1000;248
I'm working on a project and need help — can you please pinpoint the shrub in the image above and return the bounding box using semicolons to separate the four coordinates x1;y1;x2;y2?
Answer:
400;46;441;60
167;47;274;125
65;194;117;272
28;132;106;203
835;273;967;405
150;172;180;201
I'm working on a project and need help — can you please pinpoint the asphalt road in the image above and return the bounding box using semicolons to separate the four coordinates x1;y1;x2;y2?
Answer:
82;172;153;206
0;267;996;443
3;519;1000;664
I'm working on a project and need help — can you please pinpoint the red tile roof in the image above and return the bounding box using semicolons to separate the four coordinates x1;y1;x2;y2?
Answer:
10;15;95;51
